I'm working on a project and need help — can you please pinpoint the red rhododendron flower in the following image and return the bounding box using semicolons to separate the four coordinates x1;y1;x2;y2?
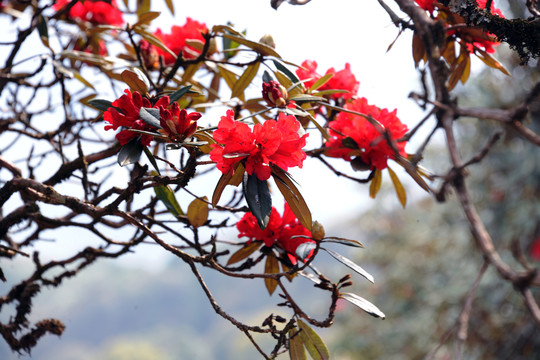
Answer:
415;0;503;53
210;110;308;181
104;90;169;146
296;60;359;99
237;203;314;265
531;237;540;261
325;97;408;170
154;18;208;65
54;0;124;26
158;102;201;142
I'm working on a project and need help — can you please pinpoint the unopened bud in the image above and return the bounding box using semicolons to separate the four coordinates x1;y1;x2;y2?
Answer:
311;220;325;241
259;34;276;49
139;40;159;69
262;80;288;108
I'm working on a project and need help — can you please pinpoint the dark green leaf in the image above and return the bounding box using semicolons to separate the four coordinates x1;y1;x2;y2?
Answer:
37;15;49;47
273;59;300;85
139;107;162;129
169;85;193;103
342;137;359;149
153;183;184;217
297;319;330;360
320;237;364;248
117;137;144;166
243;173;272;229
323;248;374;283
88;99;113;112
340;292;386;319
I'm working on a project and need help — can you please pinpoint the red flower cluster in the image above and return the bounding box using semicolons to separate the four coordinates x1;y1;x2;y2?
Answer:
104;90;169;146
415;0;503;53
296;60;359;100
153;18;208;65
158;102;201;142
210;110;309;181
325;97;408;170
54;0;124;26
237;204;314;265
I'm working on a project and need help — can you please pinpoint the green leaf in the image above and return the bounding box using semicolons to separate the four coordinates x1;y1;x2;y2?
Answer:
297;320;330;360
369;168;382;199
88;99;113;112
37;14;49;48
227;241;262;265
139;107;162;128
117;137;144;166
243;173;272;229
271;165;312;231
273;59;300;85
231;62;260;99
167;85;193;103
289;328;307;360
221;33;281;58
264;254;279;295
387;166;407;208
187;196;209;228
153;176;184;217
323;248;374;283
340;292;386;319
310;73;333;92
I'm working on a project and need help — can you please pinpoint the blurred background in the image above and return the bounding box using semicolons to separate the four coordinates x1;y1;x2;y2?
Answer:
1;0;539;359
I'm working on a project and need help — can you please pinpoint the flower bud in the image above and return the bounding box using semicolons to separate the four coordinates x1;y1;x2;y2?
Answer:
311;220;325;241
262;81;288;108
139;40;159;70
259;34;276;49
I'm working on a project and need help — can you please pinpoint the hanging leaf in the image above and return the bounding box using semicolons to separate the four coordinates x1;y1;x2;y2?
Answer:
181;63;202;83
323;248;374;283
227;241;262;265
132;11;161;27
152;170;184;217
369;168;382;199
229;162;245;186
231;62;260;99
475;48;511;76
340;292;386;319
117;137;144;166
273;59;301;84
243;173;272;229
460;55;471;84
212;171;233;207
320;237;364;248
387;167;407;208
136;28;177;60
87;99;113;112
394;156;431;193
137;107;161;129
217;64;238;93
187;196;209;228
264;254;279;295
271;165;312;231
289;328;307;360
163;0;174;15
37;14;49;48
297;319;330;360
121;69;149;94
412;33;425;66
221;33;281;58
136;0;151;16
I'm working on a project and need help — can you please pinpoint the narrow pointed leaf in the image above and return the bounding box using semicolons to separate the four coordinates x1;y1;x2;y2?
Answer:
227;241;262;265
264;255;279;295
37;14;49;48
273;59;300;84
133;11;161;27
289;328;307;360
320;237;364;248
323;248;374;283
288;94;326;103
387;167;407;208
152;171;184;217
297;319;330;360
88;99;113;112
310;73;333;92
231;62;260;99
137;28;177;60
340;292;386;319
121;69;149;94
187;196;209;228
271;165;312;231
139;107;162;128
243;173;272;229
221;33;281;58
369;168;382;199
169;85;193;103
212;24;245;37
475;48;510;76
117;137;144;166
164;0;174;14
212;171;233;207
